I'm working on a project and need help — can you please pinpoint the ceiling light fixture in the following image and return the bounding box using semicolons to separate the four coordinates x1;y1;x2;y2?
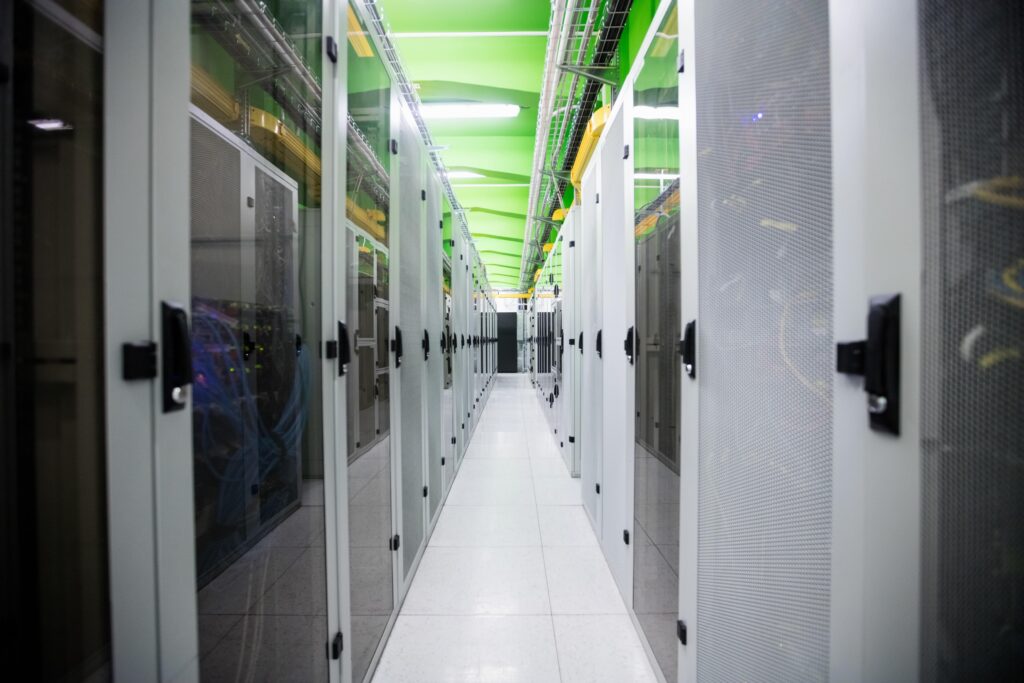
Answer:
421;103;521;120
634;172;680;181
446;170;485;179
632;105;679;120
347;6;374;57
392;31;547;38
28;118;73;131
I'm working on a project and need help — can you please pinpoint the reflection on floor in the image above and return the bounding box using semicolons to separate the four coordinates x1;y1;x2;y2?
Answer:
198;479;327;682
349;438;395;681
373;374;657;683
634;443;680;679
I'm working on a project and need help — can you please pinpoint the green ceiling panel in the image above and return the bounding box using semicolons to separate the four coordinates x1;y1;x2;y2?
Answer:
380;0;551;288
381;0;549;32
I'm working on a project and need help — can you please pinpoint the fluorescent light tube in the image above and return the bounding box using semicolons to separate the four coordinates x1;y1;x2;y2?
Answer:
421;103;521;120
633;106;679;120
28;118;73;131
634;172;679;181
447;170;485;179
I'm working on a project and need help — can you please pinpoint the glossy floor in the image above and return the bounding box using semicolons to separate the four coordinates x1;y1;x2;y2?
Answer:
373;374;658;683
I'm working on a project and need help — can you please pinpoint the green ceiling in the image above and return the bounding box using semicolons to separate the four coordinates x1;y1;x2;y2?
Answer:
380;0;551;287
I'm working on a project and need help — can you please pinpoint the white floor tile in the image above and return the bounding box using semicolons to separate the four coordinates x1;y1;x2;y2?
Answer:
373;616;560;682
457;459;532;479
446;475;535;507
552;615;658;683
430;506;540;547
465;440;530;459
538;506;599;547
544;545;626;615
368;375;660;682
533;478;582;506
402;547;550;615
530;457;571;479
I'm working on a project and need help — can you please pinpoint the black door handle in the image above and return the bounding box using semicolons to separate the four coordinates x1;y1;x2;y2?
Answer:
422;329;430;361
338;321;351;376
624;326;634;365
242;330;255;361
392;326;403;367
836;293;900;435
579;332;583;353
680;320;696;379
596;329;602;358
161;302;192;413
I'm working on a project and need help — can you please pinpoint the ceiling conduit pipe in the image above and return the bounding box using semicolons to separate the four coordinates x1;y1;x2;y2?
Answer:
541;0;633;224
238;0;322;100
519;0;572;288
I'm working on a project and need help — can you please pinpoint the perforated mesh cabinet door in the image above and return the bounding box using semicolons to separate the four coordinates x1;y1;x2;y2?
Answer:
398;115;426;578
695;0;834;679
919;2;1024;679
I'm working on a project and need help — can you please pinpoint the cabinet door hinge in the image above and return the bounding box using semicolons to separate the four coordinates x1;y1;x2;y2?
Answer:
423;485;428;498
328;632;343;660
122;341;158;380
390;534;400;551
596;483;601;494
677;620;687;645
623;529;630;545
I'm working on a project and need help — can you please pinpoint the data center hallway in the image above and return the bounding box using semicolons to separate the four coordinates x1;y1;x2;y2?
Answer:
372;375;656;682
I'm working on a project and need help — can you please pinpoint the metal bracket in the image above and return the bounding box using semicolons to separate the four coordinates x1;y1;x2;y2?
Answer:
329;632;343;659
122;341;157;380
541;167;572;183
557;63;618;87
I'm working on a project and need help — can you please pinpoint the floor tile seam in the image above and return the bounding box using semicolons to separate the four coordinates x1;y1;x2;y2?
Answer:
233;543;310;610
198;542;304;617
524;383;564;683
197;613;244;663
427;544;543;549
397;611;557;617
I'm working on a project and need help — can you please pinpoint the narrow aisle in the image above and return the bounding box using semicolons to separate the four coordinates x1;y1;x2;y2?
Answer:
373;375;657;682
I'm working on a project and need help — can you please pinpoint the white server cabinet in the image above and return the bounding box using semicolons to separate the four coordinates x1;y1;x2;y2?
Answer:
425;174;444;526
685;0;836;679
599;86;635;603
562;209;581;476
452;227;470;466
580;161;604;532
828;1;1023;681
395;105;427;591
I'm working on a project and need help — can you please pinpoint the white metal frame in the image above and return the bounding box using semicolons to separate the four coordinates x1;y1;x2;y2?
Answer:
829;0;923;680
106;1;346;680
676;0;698;680
105;1;196;679
579;158;603;533
598;81;634;603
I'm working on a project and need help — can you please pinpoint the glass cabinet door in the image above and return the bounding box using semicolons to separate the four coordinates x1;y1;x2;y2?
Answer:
397;114;426;581
631;4;681;680
345;4;396;678
4;3;111;679
189;1;330;679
